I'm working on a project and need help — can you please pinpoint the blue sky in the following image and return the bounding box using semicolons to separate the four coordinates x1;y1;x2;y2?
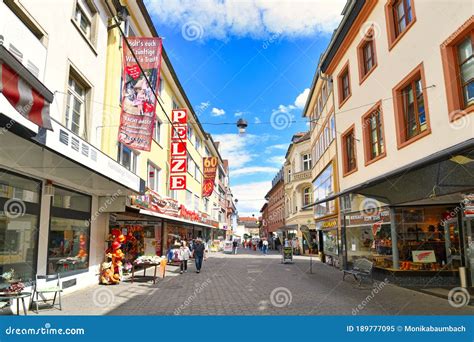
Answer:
145;0;346;215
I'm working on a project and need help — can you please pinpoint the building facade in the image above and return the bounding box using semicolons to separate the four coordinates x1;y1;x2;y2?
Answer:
283;132;315;254
266;168;285;246
311;0;474;286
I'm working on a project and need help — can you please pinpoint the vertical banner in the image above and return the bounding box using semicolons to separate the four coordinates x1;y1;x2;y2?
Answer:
118;37;162;151
170;109;187;190
202;156;218;197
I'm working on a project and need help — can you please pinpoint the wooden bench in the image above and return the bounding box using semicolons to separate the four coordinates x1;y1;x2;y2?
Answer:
343;258;374;286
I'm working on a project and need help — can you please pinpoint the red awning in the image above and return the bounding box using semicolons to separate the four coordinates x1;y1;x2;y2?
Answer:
0;62;52;130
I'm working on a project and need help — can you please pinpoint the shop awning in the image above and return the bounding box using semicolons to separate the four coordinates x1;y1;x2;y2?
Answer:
303;139;474;208
137;208;215;229
0;45;52;129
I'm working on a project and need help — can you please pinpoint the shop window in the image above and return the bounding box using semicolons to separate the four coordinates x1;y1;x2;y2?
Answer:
440;18;473;120
0;170;41;283
117;143;138;173
322;229;338;255
153;118;162;144
48;186;91;275
147;161;160;193
312;163;336;218
393;63;431;148
302;187;312;207
341;125;357;176
65;75;87;137
385;0;416;50
302;154;312;171
357;26;377;83
337;62;351;107
362;101;386;165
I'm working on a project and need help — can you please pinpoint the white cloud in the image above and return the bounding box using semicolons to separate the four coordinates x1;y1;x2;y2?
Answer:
254;116;262;124
234;111;244;117
294;88;310;109
231;166;279;177
268;155;286;165
232;181;272;216
145;0;345;40
213;133;258;169
211;107;225;116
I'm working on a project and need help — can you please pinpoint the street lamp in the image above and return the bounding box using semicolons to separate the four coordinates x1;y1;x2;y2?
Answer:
236;119;248;135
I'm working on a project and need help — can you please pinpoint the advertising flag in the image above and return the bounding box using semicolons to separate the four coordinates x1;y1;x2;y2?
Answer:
169;109;187;190
118;37;162;151
202;156;218;197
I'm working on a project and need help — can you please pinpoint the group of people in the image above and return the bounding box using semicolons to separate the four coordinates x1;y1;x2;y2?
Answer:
233;238;269;255
169;239;207;274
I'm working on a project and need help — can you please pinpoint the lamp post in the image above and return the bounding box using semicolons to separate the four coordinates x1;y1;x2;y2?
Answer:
236;119;248;135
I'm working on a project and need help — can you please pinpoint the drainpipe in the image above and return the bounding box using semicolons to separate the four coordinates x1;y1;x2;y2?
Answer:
390;207;400;269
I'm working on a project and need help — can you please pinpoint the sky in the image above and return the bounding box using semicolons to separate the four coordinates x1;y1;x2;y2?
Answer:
145;0;346;216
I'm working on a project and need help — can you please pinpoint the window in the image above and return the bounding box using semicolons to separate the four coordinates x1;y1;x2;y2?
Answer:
441;20;474;119
185;190;193;208
205;147;210;157
169;189;178;200
172;100;179;110
0;170;41;282
287;169;291;183
313;164;336;218
204;198;209;212
385;0;416;50
194;195;200;212
48;186;91;275
65;76;86;136
74;4;91;40
357;27;377;83
147;162;160;193
194;164;201;183
153;118;162;144
302;154;312;171
393;63;431;148
362;101;386;164
195;137;201;150
118;143;138;173
337;62;351;107
159;76;164;95
330;115;336;141
187;126;194;143
303;187;312;207
342;125;357;176
187;156;195;177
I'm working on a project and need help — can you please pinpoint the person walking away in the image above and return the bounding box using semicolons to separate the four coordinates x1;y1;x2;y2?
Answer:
262;239;268;255
179;241;191;274
258;239;263;251
193;239;205;273
232;239;238;254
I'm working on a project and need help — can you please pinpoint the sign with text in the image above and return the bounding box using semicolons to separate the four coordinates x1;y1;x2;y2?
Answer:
118;37;162;151
412;250;436;263
202;156;218;197
170;109;188;190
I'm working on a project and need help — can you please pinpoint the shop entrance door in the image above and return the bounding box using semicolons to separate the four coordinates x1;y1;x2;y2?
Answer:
445;219;462;270
463;217;474;286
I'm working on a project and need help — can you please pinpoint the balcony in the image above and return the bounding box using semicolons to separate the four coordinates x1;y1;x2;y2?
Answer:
292;170;312;181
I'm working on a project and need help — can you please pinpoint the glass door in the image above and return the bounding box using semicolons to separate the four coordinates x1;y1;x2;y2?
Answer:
463;218;474;286
445;219;462;269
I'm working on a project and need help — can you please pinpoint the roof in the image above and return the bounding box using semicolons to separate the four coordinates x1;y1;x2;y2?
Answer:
239;216;258;222
285;131;310;158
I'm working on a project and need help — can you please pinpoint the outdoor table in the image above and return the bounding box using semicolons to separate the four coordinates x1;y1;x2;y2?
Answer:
0;292;31;315
131;263;160;284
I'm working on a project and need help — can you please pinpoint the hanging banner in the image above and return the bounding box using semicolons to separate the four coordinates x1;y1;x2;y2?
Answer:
202;156;218;197
118;37;162;151
169;109;187;190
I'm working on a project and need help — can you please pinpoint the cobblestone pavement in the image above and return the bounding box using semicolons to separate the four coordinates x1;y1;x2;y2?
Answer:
36;249;473;316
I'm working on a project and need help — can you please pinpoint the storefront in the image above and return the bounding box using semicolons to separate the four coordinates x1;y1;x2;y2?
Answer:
316;217;340;267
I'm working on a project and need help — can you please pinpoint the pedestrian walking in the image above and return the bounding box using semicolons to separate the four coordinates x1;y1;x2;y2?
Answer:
232;239;238;254
178;241;191;274
193;238;205;273
258;239;263;251
262;239;268;255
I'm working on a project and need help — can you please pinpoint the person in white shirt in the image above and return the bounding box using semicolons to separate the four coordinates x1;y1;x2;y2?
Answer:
178;241;191;274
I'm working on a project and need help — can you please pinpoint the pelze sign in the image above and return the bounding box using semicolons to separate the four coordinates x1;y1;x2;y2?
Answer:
169;109;187;190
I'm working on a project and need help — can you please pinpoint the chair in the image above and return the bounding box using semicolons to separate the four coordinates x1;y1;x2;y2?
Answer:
30;274;63;313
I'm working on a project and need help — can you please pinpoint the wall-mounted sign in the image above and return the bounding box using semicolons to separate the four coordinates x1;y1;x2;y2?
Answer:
118;37;162;151
346;209;390;227
170;109;187;190
202;156;218;197
463;194;474;218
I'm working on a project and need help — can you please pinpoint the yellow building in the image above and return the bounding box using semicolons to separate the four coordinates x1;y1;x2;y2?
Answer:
100;0;231;255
